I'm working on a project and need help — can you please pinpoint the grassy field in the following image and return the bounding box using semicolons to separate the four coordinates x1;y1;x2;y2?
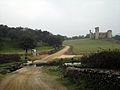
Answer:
64;39;120;54
0;40;53;54
0;40;23;53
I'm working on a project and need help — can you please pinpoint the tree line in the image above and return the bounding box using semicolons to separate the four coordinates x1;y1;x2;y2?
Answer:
0;24;65;52
113;35;120;41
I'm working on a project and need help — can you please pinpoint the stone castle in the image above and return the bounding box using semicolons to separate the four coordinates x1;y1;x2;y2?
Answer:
89;27;112;39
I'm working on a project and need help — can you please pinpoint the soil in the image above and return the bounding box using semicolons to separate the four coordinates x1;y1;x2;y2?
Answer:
57;55;83;59
0;67;67;90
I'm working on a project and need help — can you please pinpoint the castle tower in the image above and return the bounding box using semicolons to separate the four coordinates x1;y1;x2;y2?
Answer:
107;30;112;39
89;30;92;39
95;27;99;39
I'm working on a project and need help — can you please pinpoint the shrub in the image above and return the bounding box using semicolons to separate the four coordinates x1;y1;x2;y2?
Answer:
0;54;20;63
81;49;120;69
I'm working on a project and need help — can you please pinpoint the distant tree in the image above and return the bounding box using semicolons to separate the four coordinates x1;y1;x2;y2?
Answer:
63;36;68;40
0;24;8;38
56;34;65;41
85;34;90;38
0;24;64;51
67;35;85;40
0;38;3;48
18;35;37;59
47;35;63;49
113;35;120;41
0;25;4;48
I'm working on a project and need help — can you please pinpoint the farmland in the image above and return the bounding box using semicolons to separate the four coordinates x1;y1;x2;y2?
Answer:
64;39;120;54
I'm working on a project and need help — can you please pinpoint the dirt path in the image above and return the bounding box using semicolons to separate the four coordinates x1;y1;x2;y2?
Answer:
0;67;67;90
0;46;70;90
57;55;83;59
34;46;70;63
42;46;70;60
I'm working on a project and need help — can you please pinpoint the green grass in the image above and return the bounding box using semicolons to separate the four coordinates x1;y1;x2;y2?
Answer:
0;40;53;54
44;66;62;77
0;62;22;68
44;66;79;90
0;40;23;53
35;41;53;52
35;46;53;52
64;39;120;54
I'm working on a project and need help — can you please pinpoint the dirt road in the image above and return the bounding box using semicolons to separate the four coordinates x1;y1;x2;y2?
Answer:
42;46;70;60
0;67;67;90
0;46;70;90
57;55;83;59
34;46;70;63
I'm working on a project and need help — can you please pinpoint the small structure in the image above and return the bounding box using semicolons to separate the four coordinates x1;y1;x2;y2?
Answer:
32;49;37;56
89;27;112;39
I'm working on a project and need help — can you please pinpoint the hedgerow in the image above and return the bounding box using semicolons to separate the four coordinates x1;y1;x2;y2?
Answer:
81;49;120;69
0;54;20;63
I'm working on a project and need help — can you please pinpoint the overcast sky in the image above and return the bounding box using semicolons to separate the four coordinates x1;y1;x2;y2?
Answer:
0;0;120;37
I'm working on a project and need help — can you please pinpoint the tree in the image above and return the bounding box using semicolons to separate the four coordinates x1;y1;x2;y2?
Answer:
0;25;8;38
0;24;64;51
19;35;37;59
47;35;63;49
0;38;3;49
113;35;120;41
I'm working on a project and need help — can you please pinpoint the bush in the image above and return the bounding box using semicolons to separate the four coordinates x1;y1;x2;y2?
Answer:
81;49;120;69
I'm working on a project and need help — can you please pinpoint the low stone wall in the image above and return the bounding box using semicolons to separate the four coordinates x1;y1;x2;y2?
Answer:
0;63;23;74
65;67;120;77
63;67;120;89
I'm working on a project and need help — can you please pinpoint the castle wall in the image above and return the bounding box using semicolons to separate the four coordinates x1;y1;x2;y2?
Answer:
99;33;107;39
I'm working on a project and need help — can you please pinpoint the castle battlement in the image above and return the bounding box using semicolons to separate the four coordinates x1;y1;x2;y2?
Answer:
89;27;112;39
